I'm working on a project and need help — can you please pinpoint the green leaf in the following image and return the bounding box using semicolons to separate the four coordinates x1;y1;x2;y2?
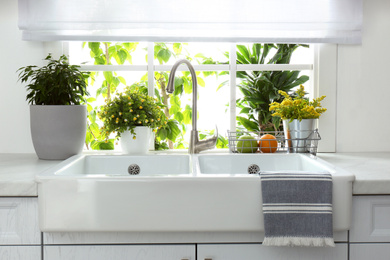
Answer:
183;77;193;94
157;48;171;64
85;132;94;145
237;45;250;63
89;122;100;136
239;107;251;114
88;42;101;56
197;77;205;87
87;103;93;113
116;49;127;64
123;42;138;52
174;111;184;122
86;97;96;103
157;128;168;140
103;71;113;83
236;116;259;131
173;43;182;55
170;95;181;107
169;104;180;116
166;120;181;141
183;105;192;124
216;80;229;91
118;76;126;85
91;140;114;150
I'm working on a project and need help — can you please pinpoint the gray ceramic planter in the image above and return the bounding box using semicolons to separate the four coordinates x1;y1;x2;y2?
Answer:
30;105;87;160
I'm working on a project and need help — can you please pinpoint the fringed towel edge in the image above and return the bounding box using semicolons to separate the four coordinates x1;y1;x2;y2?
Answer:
263;237;335;247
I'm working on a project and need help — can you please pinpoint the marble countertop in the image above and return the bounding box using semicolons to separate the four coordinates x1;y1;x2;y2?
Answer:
318;153;390;195
1;152;390;196
0;153;60;196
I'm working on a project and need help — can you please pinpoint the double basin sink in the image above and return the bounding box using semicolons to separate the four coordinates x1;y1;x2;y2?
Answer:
37;153;355;232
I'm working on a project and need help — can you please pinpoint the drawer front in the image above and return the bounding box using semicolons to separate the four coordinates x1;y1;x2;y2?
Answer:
0;197;40;245
0;245;41;260
350;196;390;242
350;244;390;260
44;245;195;260
197;244;347;260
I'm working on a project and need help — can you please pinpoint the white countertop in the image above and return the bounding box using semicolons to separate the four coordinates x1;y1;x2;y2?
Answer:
318;153;390;195
1;152;390;196
0;153;60;196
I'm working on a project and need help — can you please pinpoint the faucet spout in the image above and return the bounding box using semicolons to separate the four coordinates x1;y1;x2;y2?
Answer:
166;59;217;154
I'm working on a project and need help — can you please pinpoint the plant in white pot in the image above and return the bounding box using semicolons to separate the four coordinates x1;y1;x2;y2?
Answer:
17;54;90;160
269;85;327;152
99;87;167;154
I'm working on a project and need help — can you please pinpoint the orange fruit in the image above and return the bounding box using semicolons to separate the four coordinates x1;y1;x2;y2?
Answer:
258;134;278;153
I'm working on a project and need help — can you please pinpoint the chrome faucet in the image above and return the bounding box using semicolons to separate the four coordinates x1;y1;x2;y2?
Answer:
166;59;218;154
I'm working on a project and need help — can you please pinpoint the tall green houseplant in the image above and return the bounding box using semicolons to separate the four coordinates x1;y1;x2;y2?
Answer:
18;54;89;105
17;54;90;160
235;44;309;131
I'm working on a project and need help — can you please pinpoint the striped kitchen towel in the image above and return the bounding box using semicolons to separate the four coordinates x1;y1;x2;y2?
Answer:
260;172;335;247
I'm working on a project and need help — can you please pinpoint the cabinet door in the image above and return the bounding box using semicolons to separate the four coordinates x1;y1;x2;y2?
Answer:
0;246;41;260
350;196;390;242
197;244;347;260
350;244;390;260
0;197;40;245
44;245;195;260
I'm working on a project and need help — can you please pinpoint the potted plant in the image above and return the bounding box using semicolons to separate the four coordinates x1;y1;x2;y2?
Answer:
235;44;310;132
17;54;90;160
99;87;167;154
269;85;326;152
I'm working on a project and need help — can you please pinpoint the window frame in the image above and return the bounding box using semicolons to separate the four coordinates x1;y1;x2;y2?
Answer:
61;42;336;152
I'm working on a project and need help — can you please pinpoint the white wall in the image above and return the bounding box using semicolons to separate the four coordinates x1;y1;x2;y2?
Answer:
336;0;390;152
0;0;44;153
0;0;389;153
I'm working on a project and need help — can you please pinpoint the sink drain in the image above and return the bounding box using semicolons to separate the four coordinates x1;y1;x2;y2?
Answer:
128;164;141;175
248;164;260;174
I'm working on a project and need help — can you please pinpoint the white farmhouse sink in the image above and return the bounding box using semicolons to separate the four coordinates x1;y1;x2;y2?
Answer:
36;153;354;232
195;154;355;232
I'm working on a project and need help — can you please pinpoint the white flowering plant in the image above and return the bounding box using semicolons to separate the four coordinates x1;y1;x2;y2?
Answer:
99;87;167;140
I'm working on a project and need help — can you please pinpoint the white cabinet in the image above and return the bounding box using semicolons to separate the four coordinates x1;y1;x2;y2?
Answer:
349;196;390;260
44;245;195;260
350;244;390;260
0;197;41;260
350;196;390;242
0;197;40;245
0;246;41;260
197;244;348;260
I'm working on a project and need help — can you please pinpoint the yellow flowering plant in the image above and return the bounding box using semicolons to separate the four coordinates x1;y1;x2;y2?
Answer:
99;87;167;140
269;85;327;121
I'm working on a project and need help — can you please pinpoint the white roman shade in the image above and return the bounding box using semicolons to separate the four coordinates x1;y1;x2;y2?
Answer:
18;0;362;44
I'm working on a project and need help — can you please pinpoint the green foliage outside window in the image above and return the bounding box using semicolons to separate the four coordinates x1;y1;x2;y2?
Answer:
81;42;309;150
83;42;224;150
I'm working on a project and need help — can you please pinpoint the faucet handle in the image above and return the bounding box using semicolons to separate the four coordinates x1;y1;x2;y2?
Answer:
191;126;218;153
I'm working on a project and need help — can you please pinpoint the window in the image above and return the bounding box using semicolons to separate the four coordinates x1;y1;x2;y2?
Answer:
67;42;314;151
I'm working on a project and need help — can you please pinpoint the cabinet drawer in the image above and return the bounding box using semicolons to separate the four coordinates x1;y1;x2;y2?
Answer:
0;245;41;260
350;244;390;260
44;245;195;260
350;196;390;242
0;197;40;245
197;244;347;260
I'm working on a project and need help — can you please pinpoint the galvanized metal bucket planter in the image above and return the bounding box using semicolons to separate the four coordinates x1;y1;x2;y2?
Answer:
283;119;317;153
